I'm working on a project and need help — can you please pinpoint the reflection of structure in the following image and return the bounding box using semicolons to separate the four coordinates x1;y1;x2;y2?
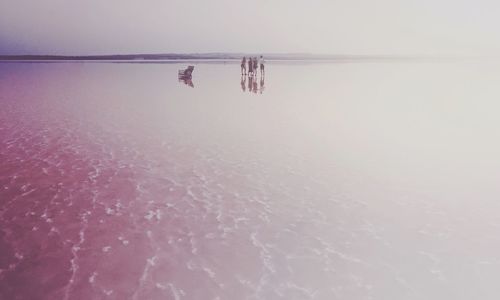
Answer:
178;66;195;88
179;77;194;88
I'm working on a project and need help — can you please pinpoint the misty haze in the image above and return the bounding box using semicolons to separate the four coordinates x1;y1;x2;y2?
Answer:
2;1;500;300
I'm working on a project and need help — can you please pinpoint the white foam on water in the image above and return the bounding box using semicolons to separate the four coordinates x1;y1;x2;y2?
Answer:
88;272;98;284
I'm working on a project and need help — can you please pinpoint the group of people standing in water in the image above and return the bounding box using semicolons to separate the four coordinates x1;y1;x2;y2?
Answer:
241;56;265;94
241;56;265;77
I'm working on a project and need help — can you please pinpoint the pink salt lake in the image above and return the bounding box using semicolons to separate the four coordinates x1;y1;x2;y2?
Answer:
2;61;500;299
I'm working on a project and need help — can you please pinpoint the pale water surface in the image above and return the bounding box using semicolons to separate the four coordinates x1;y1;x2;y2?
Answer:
1;61;500;299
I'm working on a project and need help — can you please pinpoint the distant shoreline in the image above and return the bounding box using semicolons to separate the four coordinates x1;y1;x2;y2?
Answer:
0;53;446;62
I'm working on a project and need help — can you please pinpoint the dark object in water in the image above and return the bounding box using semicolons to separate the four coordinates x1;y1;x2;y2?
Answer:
178;66;194;78
179;77;194;88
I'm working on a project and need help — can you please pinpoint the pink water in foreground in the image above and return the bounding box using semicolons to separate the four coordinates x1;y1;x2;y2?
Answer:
2;61;500;300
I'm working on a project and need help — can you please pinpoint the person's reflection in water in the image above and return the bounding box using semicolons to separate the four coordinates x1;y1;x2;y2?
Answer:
248;74;253;92
241;75;246;92
259;76;265;94
179;77;194;88
252;77;258;94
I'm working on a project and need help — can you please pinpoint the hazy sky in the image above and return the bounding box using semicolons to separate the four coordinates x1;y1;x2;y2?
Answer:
1;0;500;55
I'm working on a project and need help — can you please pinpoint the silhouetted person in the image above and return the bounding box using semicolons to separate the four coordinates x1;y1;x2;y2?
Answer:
259;55;265;76
241;57;247;75
253;58;258;77
248;58;253;76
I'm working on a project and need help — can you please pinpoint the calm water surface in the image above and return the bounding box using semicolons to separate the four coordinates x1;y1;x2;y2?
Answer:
1;61;500;299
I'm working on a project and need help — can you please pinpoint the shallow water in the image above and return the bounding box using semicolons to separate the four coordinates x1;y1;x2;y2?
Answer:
1;61;500;299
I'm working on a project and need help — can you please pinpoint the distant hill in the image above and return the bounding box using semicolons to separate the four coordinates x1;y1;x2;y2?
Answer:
0;53;420;61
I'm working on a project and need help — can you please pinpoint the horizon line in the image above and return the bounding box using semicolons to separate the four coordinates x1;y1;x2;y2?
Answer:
0;53;483;62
